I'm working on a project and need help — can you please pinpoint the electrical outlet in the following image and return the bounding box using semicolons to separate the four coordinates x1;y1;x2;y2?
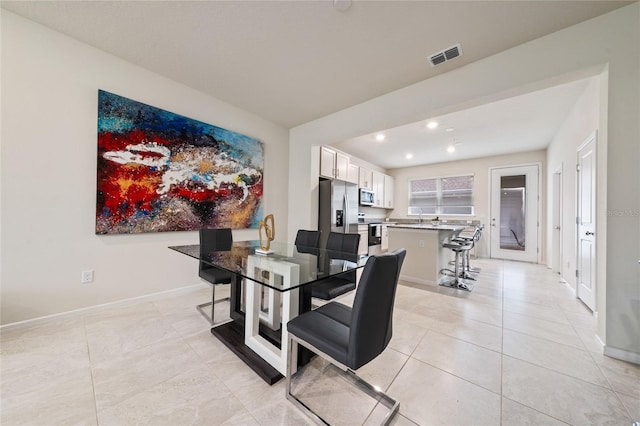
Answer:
81;270;94;284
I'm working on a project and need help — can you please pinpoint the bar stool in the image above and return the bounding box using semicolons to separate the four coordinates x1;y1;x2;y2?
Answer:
452;225;482;280
438;239;474;291
452;225;484;274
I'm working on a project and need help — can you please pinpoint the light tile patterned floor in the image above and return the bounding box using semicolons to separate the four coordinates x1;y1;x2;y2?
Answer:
1;259;638;425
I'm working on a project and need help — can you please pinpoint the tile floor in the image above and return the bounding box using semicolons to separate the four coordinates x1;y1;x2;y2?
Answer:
1;259;639;425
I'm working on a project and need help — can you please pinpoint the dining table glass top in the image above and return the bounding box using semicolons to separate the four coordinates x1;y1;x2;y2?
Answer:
169;240;367;292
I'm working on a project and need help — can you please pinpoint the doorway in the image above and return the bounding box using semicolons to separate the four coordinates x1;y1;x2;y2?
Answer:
490;164;540;262
576;132;597;311
552;166;563;275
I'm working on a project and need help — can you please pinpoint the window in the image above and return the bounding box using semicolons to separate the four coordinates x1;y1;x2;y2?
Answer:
408;175;474;215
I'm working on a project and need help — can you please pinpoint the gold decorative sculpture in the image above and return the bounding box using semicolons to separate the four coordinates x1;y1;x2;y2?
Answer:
257;214;275;254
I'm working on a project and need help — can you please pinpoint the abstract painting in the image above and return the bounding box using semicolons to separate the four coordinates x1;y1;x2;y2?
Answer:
96;90;264;235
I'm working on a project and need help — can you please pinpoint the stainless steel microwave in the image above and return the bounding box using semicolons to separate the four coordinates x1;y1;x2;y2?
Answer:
359;188;375;206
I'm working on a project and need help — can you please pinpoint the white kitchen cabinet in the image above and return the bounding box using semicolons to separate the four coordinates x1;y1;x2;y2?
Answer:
347;163;359;185
383;175;395;209
357;224;368;256
320;147;394;208
381;224;389;251
335;152;349;181
372;171;385;207
320;146;351;181
359;167;373;190
320;146;336;179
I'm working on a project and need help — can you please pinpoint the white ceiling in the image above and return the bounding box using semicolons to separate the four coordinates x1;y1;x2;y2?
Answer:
333;77;593;169
1;1;629;169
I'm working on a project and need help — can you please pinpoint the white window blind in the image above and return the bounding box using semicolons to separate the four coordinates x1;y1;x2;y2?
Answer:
408;175;474;215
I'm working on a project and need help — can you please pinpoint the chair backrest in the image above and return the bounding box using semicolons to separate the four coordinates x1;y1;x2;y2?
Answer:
325;232;360;283
326;232;360;262
295;229;320;252
199;228;233;281
346;248;406;370
199;228;233;253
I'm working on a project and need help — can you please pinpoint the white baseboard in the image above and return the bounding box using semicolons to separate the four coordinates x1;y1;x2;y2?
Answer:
398;274;436;286
604;345;640;365
0;282;207;334
595;333;606;349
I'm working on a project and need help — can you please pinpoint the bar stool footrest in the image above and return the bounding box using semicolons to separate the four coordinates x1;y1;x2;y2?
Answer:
437;276;475;292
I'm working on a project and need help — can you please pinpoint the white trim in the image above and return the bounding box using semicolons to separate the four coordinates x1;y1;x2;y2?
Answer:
604;346;640;365
0;282;207;334
551;163;563;273
595;333;605;349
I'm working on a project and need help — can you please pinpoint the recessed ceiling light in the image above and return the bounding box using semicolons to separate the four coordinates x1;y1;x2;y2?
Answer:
406;153;413;159
446;127;455;132
447;145;455;153
333;0;352;12
427;121;439;129
375;134;386;141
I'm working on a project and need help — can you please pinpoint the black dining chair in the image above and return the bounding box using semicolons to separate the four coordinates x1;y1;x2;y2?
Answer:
294;229;321;255
286;248;407;425
312;232;360;301
197;228;233;325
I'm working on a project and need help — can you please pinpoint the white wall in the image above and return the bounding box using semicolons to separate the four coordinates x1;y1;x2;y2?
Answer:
1;11;289;325
546;75;606;339
289;4;639;357
389;150;546;259
546;77;601;285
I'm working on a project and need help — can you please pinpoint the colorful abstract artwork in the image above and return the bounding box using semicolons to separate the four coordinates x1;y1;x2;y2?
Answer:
96;90;264;235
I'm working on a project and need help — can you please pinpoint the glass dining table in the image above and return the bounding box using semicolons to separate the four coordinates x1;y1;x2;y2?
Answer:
169;240;367;384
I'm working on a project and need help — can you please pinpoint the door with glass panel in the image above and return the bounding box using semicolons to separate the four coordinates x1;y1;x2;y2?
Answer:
490;165;540;262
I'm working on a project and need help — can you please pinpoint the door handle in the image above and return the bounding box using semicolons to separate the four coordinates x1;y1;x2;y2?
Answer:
585;231;595;236
555;226;561;230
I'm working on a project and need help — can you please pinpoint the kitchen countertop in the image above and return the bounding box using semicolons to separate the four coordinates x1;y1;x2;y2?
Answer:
357;220;396;225
388;223;465;232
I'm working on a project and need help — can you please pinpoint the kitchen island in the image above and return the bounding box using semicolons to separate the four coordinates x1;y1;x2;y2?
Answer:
387;223;466;285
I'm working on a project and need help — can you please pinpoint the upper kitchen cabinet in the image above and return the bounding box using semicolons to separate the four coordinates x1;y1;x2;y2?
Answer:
372;171;385;207
347;163;359;185
384;175;395;209
320;146;353;182
319;146;392;207
359;167;373;190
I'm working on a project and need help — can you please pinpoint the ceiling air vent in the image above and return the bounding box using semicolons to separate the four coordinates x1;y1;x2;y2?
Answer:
428;43;463;67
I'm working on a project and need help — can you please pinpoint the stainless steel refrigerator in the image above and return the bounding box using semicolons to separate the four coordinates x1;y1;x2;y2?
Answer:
318;178;359;250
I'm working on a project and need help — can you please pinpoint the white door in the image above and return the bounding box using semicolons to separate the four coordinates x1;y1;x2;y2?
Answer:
490;165;540;262
577;133;597;311
552;168;563;274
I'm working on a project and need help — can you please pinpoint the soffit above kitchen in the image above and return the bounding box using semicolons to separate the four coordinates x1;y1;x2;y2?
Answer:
1;1;631;128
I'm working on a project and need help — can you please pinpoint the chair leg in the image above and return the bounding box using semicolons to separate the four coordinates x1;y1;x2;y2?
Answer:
438;250;474;292
467;247;481;273
459;249;477;281
439;250;459;277
286;334;399;426
196;284;231;326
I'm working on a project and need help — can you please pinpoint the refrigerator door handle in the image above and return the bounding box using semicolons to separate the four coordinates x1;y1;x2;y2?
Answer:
343;193;350;232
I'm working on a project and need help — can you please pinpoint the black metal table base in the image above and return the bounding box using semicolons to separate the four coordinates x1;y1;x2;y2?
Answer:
210;320;283;385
